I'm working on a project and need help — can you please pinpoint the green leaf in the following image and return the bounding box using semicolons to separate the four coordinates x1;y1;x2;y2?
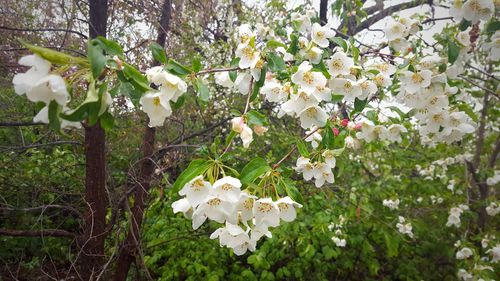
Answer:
296;139;310;157
21;41;88;66
448;40;460;65
88;40;107;79
486;20;500;33
172;159;211;193
266;40;287;49
322;124;335;149
457;103;478;122
331;94;344;103
280;178;304;205
384;233;399;258
312;60;331;79
48;100;61;131
267;52;286;72
229;57;240;82
192;57;202;72
99;111;114;131
246;110;266;126
387;106;406;119
150;42;167;64
121;63;151;92
287;33;299;55
93;37;124;57
240;157;271;185
331;37;347;52
165;59;191;76
196;78;209;103
170;95;185;110
351;43;360;62
458;19;471;31
354;98;367;113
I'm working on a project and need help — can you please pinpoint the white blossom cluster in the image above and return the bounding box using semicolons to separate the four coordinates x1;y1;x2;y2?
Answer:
328;215;347;247
172;175;301;255
12;55;83;128
141;66;188;127
486;170;500;186
294;149;337;187
356;121;408;143
415;153;473;180
485;202;500;216
446;204;469;228
382;198;400;210
396;216;414;238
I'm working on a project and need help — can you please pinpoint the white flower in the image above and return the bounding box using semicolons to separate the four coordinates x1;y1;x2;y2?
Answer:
214;72;234;88
172;198;192;218
234;72;253;95
373;73;392;87
383;199;400;210
146;67;187;102
322;150;337;168
13;54;51;96
358;79;378;99
291;61;327;94
487;244;500;263
237;24;255;45
229;191;257;223
396;216;414;238
422;111;450;134
261;80;287;102
399;70;432;93
386;124;407;143
213;176;242;203
25;75;69;106
298;105;328;129
281;90;319;116
331;78;362;101
327;52;353;77
178;176;212;208
311;23;335;48
457;269;473;281
450;0;464;21
331;236;346;247
486;202;499;216
253;198;280;227
291;12;312;33
456;30;471;47
305;127;322;148
235;44;260;69
462;0;494;23
240;125;253;148
33;106;81;129
313;162;335;187
384;19;408;41
231;117;246;133
139;91;172;127
398;17;419;35
276;196;302;222
446;207;465;227
456;247;473;259
210;223;256;255
370;62;397;77
250;223;272;241
192;195;233;229
301;46;323;64
295;157;315;181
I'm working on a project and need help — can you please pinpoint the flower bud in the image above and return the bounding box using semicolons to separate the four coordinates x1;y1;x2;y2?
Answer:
231;117;245;133
254;125;268;136
332;127;340;136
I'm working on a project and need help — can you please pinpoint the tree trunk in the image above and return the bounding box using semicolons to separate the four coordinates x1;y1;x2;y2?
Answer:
77;0;109;280
319;0;328;25
113;1;172;280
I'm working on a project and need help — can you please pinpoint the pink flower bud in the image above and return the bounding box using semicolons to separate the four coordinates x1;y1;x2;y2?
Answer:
332;127;340;136
340;118;349;127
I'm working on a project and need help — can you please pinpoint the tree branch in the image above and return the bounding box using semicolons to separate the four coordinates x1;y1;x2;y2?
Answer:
0;228;76;238
0;26;88;39
354;0;433;35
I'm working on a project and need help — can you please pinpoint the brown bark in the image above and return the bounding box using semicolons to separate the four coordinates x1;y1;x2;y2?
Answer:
113;1;172;280
319;0;328;25
77;1;109;280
